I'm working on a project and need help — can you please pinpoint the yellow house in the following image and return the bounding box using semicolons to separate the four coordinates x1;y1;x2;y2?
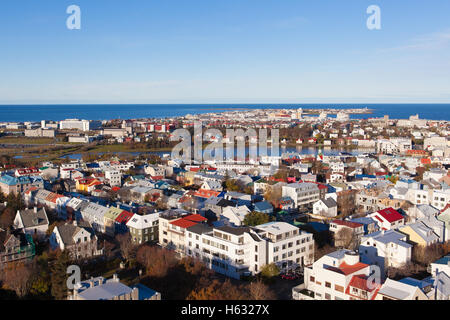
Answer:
398;222;439;247
181;171;196;186
76;178;102;193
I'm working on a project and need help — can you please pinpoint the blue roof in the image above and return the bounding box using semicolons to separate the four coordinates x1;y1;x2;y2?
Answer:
0;175;18;185
433;255;450;265
355;174;376;179
398;277;431;289
253;201;273;212
308;222;329;232
350;217;376;226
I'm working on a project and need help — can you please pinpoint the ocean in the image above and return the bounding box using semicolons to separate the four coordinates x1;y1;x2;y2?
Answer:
0;104;449;122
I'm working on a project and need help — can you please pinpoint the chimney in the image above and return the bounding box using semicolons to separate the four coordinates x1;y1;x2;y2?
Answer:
88;277;95;288
33;207;38;213
112;273;119;282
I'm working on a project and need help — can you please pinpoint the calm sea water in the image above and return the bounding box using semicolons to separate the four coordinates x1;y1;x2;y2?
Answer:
0;104;449;122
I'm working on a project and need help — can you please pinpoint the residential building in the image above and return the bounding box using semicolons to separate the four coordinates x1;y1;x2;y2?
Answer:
185;222;314;279
282;182;321;209
158;209;206;255
0;230;35;267
50;220;101;259
375;278;429;300
295;250;377;300
359;230;413;272
369;207;405;231
313;197;338;217
13;207;49;240
68;274;161;300
127;213;160;244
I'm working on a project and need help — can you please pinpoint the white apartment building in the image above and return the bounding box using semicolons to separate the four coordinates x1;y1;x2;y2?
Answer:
104;169;121;187
376;138;412;154
282;182;321;208
184;222;314;279
431;190;450;210
158;210;206;255
60;119;102;131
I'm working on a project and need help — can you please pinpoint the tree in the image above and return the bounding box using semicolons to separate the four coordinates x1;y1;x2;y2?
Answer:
136;245;178;278
50;250;71;300
1;262;34;298
263;186;282;205
335;228;358;250
116;232;136;262
243;211;271;227
412;242;447;265
260;263;280;279
248;279;276;300
0;207;15;229
187;279;248;300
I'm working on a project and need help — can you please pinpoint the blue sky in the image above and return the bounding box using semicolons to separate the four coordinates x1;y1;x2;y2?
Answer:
1;0;450;104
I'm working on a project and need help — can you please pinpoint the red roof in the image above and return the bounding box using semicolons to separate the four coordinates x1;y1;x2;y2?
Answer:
376;207;404;223
345;274;381;299
194;189;220;198
346;274;377;292
170;218;198;229
421;158;431;165
331;219;363;229
325;262;368;276
440;203;450;214
338;262;369;275
45;192;64;203
184;214;207;222
115;211;134;224
111;186;121;192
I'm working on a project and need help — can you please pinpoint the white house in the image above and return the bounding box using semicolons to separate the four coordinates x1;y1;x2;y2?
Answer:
369;207;405;231
359;230;413;273
295;250;379;300
13;207;49;240
220;205;251;226
313;197;338;217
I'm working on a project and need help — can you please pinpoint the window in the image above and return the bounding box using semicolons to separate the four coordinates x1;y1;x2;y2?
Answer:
335;285;344;293
310;276;315;282
325;282;331;288
325;293;331;300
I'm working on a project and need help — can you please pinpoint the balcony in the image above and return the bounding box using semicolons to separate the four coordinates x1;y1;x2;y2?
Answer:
292;284;315;300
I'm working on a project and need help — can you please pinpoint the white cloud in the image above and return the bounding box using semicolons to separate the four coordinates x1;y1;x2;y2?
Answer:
379;29;450;53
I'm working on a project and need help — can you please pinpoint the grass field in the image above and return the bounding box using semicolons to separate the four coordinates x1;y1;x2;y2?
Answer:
0;137;56;145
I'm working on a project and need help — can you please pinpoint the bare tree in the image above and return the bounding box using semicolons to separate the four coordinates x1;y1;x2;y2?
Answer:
116;232;136;262
1;262;34;298
248;280;275;300
335;228;358;250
